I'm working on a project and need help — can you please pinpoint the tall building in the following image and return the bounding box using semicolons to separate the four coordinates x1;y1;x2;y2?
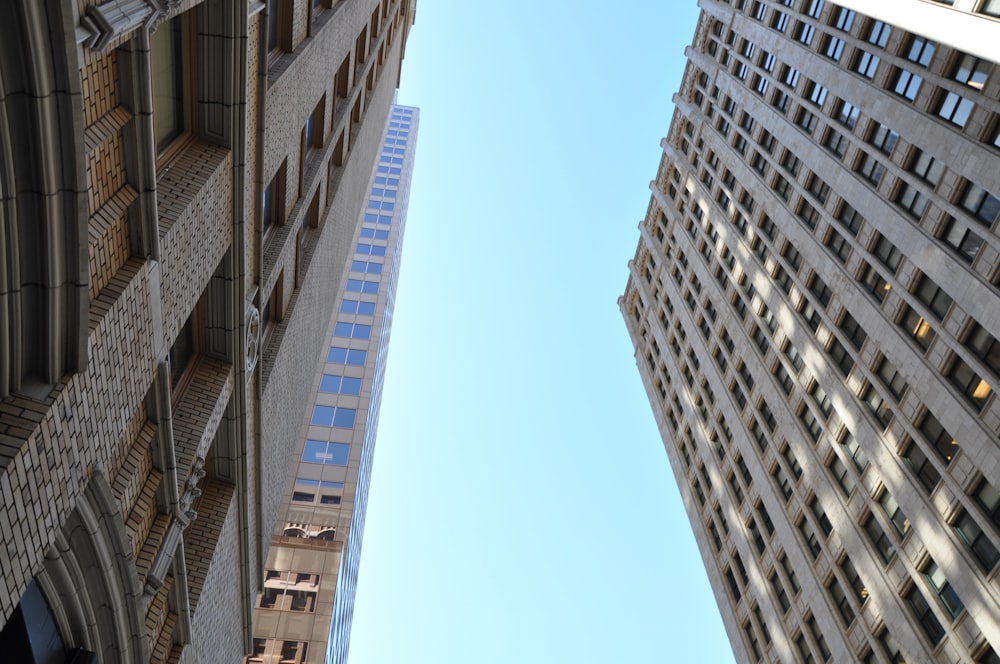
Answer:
621;1;1000;662
250;102;417;664
0;0;415;662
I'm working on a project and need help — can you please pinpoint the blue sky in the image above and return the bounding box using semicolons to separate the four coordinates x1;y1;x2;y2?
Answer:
348;1;736;662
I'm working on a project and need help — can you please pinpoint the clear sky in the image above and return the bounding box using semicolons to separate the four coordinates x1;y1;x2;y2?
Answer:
348;1;736;662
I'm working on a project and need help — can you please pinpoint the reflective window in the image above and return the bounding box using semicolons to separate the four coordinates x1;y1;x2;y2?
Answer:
327;347;366;365
301;439;351;464
309;406;357;428
319;374;362;395
334;322;371;339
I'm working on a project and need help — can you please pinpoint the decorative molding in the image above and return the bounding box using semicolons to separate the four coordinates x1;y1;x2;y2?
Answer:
246;295;261;377
78;0;183;52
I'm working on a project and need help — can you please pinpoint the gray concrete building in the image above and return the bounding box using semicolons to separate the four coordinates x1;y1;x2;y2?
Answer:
0;0;415;662
250;102;417;664
621;1;1000;662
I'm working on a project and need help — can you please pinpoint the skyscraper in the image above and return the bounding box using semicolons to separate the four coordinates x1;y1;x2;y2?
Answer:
621;1;999;661
250;102;418;664
0;0;415;662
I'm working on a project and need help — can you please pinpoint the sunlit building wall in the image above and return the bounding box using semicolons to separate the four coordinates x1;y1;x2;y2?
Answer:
622;1;1000;662
0;0;415;662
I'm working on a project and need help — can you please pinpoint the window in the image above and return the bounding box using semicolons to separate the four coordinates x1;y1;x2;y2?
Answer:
868;121;899;155
836;200;864;235
780;553;801;594
872;234;903;274
832;100;859;129
852;50;880;79
301;439;351;464
827;577;855;626
841;557;868;606
912;274;953;320
823;34;845;61
345;279;379;294
840;428;868;472
333;322;371;340
866;20;890;48
959;181;1000;227
796;107;818;134
953;510;1000;571
833;7;855;32
168;310;197;391
938;216;984;262
903;440;941;491
947;355;992;409
807;0;824;18
770;572;791;612
782;65;801;89
904;585;945;645
965;322;1000;379
864;513;895;562
772;11;789;32
743;622;762;662
822;128;848;158
899;304;936;351
937;91;975;127
303;97;324;163
809;496;833;536
952;54;989;91
310;406;357;428
262;162;287;234
799;517;822;559
266;0;288;58
150;14;189;155
980;0;1000;17
260;572;319;614
828;338;854;376
796;21;815;45
327;346;366;365
838;311;867;350
855;152;885;185
828;454;853;496
891;68;922;101
319;374;362;395
906;36;936;67
879;491;910;537
859;263;890;303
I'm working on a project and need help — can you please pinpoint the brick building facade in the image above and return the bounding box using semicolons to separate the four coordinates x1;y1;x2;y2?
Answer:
0;0;415;662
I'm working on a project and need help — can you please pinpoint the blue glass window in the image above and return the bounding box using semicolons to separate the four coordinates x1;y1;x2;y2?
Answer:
382;202;395;211
371;188;385;197
367;200;380;209
301;440;352;465
351;260;367;272
310;406;356;428
371;245;386;256
333;408;356;427
328;347;367;365
334;322;371;339
363;213;378;223
311;406;335;426
346;279;363;292
383;190;396;198
388;167;401;175
320;375;362;395
362;280;378;294
340;300;376;315
377;215;392;225
360;228;375;238
377;166;390;173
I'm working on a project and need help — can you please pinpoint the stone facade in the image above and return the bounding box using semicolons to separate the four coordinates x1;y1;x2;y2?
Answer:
622;1;1000;662
0;0;416;662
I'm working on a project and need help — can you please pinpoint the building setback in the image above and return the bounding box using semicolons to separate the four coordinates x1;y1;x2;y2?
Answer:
0;0;415;662
621;1;999;662
250;102;417;664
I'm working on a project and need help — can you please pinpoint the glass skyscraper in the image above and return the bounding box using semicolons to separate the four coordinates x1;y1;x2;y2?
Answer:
251;103;419;664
